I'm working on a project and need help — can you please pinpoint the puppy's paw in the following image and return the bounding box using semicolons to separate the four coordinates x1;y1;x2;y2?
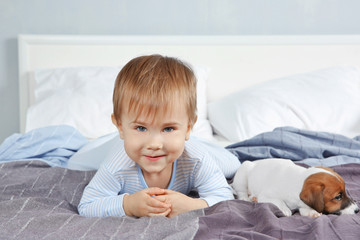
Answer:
310;212;322;218
299;208;322;218
236;192;251;201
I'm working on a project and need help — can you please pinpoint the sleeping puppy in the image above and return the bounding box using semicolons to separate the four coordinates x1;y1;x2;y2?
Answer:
231;158;359;217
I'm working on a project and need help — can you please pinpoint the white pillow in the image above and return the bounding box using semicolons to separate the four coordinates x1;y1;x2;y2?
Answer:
26;65;213;140
27;66;120;139
189;65;214;141
208;66;360;142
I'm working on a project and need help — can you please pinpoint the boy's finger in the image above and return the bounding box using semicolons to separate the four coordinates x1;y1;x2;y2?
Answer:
163;189;176;195
148;206;169;214
153;195;167;202
146;187;166;196
148;208;171;217
148;196;171;208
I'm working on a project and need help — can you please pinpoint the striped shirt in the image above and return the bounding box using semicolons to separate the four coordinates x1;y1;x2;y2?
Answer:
78;136;234;217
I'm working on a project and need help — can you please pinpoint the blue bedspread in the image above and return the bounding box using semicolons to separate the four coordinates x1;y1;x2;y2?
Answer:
0;125;88;167
226;126;360;167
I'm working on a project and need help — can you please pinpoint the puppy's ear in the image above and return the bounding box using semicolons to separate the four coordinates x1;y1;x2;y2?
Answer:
300;174;325;213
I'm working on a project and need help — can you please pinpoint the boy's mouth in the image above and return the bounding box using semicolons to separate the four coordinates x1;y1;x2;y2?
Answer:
145;155;165;162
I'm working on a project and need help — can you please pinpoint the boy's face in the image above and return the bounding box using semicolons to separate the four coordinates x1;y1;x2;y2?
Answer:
112;102;191;177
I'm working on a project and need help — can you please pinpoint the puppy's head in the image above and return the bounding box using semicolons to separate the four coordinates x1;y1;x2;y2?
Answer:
299;167;359;215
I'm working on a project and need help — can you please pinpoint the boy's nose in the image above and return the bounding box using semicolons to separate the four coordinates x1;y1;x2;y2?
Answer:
147;142;163;150
146;134;163;150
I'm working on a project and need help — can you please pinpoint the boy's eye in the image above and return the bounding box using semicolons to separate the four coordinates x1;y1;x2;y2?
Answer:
163;127;174;132
136;126;147;132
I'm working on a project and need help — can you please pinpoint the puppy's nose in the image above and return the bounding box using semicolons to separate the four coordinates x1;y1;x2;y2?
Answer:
355;208;359;214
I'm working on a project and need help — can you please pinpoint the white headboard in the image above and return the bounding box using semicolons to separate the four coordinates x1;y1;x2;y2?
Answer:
18;34;360;133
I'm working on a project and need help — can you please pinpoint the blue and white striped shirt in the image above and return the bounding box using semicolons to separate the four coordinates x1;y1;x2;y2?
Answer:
78;136;234;217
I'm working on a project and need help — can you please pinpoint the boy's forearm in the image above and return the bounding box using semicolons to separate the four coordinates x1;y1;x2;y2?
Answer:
191;198;209;210
122;194;133;216
199;185;235;208
165;193;209;218
78;194;127;217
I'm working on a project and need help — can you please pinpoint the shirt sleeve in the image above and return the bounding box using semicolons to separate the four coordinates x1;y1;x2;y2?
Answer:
78;166;127;217
193;154;235;207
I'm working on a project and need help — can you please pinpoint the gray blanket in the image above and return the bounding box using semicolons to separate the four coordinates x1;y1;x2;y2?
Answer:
1;160;360;239
0;160;202;239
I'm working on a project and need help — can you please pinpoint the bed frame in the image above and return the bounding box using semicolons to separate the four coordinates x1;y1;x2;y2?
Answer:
18;34;360;133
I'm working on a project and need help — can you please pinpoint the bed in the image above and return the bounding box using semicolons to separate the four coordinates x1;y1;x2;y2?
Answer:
1;34;360;239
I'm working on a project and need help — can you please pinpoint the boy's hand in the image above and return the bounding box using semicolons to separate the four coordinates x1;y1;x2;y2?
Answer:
155;190;208;218
123;187;171;217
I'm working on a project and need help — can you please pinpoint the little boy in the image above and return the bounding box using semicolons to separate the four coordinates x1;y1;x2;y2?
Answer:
78;55;234;218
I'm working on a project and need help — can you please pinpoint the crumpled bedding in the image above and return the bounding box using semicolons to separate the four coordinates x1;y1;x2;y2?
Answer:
0;125;88;167
226;126;360;167
1;160;359;239
0;160;202;239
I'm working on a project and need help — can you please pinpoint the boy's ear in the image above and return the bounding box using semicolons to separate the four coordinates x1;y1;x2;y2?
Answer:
111;114;124;139
185;116;197;141
185;125;191;141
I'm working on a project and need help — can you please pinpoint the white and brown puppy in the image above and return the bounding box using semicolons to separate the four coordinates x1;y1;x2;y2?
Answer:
231;158;359;217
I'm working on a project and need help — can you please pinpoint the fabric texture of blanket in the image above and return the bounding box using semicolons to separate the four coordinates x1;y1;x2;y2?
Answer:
0;160;202;239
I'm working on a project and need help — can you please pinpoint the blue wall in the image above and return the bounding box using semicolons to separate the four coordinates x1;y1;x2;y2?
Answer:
1;0;360;142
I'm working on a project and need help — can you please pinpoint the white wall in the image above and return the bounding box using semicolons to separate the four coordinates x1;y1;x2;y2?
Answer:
1;0;360;142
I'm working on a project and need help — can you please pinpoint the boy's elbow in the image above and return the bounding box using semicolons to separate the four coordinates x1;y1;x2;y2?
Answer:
78;201;96;217
78;203;88;217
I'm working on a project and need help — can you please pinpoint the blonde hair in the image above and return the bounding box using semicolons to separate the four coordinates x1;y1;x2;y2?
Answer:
113;54;197;128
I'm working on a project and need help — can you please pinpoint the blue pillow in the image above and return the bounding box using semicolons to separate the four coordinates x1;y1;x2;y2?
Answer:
67;132;119;170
